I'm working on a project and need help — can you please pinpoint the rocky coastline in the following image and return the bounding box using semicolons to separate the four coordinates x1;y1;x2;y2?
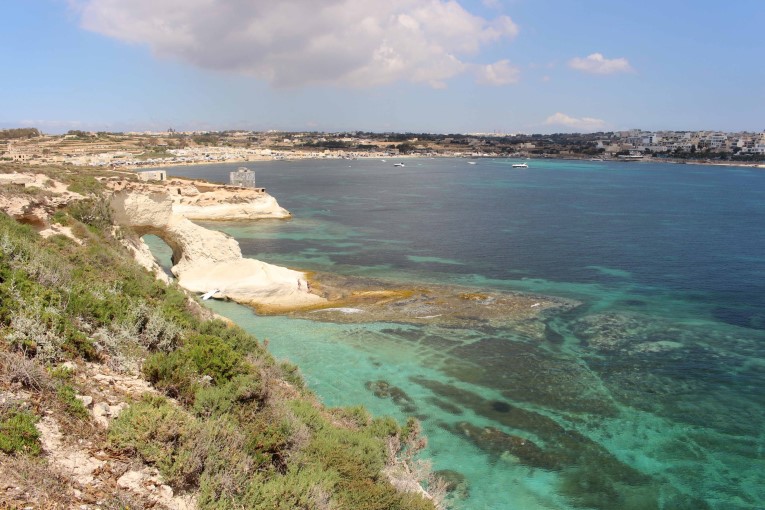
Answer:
0;168;571;323
107;178;326;311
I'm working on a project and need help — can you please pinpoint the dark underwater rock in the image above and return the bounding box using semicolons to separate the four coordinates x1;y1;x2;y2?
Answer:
365;379;417;414
433;469;469;498
449;421;560;470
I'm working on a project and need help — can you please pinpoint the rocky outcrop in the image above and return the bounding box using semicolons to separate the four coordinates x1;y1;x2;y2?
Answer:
0;173;84;237
109;184;325;309
169;180;290;220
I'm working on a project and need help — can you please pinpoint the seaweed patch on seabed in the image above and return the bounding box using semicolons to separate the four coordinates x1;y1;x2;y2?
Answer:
443;337;618;416
572;311;765;436
415;377;712;510
365;379;418;415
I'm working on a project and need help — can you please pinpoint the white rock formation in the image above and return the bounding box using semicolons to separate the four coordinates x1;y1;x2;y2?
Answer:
167;179;291;220
109;187;324;309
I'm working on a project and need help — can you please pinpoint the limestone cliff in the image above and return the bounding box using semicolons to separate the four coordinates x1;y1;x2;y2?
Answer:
167;180;291;220
109;183;325;310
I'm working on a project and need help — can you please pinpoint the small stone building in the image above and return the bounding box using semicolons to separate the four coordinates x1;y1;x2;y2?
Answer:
137;170;167;181
229;167;256;188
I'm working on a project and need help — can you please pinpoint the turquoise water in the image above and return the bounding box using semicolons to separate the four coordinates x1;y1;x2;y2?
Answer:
151;159;765;509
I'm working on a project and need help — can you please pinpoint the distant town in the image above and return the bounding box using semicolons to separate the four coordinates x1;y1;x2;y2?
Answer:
2;127;764;168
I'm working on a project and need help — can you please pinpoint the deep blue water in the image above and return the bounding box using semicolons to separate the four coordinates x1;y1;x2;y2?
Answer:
155;158;765;509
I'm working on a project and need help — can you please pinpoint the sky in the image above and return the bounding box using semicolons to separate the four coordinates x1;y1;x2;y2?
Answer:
1;0;763;134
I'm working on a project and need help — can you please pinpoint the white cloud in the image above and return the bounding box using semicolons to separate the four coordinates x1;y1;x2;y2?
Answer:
475;59;520;86
568;53;634;75
544;112;606;132
71;0;519;89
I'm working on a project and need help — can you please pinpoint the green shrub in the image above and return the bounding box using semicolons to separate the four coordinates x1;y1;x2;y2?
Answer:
332;405;372;428
111;397;261;493
51;210;70;226
49;364;74;381
241;408;294;469
238;466;338;510
144;334;249;403
66;175;104;195
108;395;198;485
397;492;440;510
62;327;98;361
337;479;399;510
288;399;326;432
56;384;89;419
189;417;255;503
0;409;41;456
198;320;265;357
185;334;246;383
367;416;401;440
68;197;112;230
193;373;265;418
305;427;386;481
337;479;435;510
143;351;198;403
290;399;389;481
278;361;304;389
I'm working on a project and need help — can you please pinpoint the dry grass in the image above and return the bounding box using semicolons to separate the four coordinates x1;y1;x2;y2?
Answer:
0;351;53;392
0;454;72;509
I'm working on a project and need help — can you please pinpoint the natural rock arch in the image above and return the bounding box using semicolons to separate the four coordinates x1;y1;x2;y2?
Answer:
110;189;324;310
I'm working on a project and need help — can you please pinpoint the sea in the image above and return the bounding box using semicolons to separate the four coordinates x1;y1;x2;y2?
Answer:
147;158;765;510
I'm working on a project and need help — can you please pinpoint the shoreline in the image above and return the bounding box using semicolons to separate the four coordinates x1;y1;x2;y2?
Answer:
6;150;763;171
138;154;765;171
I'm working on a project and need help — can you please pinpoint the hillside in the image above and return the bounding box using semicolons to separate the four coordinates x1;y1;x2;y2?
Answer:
0;163;445;509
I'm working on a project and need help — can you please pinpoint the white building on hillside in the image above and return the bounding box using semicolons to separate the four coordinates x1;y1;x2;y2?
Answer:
137;170;167;181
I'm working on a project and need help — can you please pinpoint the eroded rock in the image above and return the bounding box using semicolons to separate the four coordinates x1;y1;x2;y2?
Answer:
109;185;325;310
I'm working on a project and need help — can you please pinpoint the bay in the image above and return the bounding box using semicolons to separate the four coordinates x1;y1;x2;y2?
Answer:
149;158;765;509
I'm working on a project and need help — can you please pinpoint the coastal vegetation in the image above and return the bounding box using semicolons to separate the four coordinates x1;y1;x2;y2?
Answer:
0;167;443;508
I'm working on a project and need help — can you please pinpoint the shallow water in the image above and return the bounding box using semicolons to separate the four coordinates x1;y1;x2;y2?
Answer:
150;158;765;509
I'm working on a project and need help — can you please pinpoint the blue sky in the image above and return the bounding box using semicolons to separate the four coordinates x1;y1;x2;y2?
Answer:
1;0;763;134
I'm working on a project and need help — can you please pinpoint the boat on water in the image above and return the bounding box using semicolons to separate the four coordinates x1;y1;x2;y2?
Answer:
201;289;220;300
512;163;529;168
468;161;477;165
393;162;405;167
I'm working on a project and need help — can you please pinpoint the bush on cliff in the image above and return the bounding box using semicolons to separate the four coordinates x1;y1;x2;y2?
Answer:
0;408;41;456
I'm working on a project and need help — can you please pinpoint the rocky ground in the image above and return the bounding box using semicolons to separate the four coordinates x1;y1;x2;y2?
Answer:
0;358;196;509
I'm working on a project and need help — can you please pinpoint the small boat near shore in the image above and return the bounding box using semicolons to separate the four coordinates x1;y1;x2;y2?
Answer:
201;289;220;300
393;162;405;167
512;163;529;168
